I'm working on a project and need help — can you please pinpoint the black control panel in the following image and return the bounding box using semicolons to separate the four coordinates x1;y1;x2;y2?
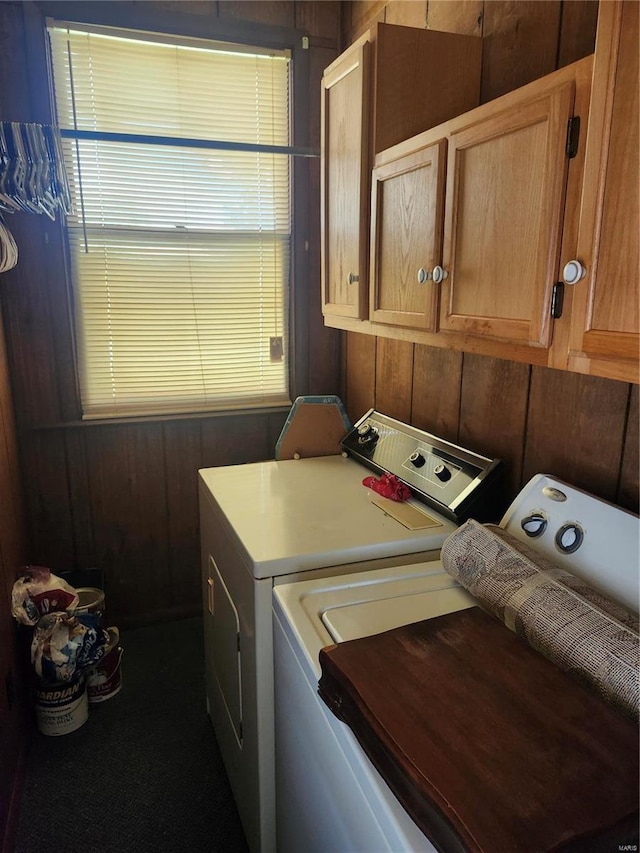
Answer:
341;409;504;523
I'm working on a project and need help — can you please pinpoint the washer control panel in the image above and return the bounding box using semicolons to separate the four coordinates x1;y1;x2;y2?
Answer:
501;474;639;613
341;410;503;523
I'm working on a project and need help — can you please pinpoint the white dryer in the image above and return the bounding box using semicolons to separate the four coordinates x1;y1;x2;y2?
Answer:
199;410;503;853
272;474;639;852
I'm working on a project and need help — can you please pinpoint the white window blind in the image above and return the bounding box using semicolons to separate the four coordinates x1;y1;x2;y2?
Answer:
48;22;292;418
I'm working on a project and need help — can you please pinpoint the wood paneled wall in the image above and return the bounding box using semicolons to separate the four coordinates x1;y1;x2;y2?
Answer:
0;0;637;634
0;310;27;851
0;0;342;627
342;0;639;516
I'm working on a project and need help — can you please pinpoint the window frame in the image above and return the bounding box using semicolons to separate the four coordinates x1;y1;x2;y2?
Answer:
41;5;313;425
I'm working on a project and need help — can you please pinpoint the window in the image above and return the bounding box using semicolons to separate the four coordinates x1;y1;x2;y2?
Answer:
48;22;292;418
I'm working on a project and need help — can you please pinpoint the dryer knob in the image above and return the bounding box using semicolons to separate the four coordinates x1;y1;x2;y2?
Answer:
409;451;426;468
434;464;451;482
357;424;378;447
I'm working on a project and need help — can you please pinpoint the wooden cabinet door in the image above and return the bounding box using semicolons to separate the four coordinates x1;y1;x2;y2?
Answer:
369;140;446;330
567;0;639;384
439;78;575;348
321;38;370;320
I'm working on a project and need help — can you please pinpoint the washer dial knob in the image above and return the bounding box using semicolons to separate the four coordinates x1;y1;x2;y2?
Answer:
555;522;584;554
521;513;548;538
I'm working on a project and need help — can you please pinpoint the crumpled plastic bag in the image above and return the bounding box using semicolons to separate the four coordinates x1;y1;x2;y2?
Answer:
11;566;79;626
362;473;412;502
31;611;110;684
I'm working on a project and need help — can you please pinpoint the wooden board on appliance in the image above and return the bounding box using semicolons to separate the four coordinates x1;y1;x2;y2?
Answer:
318;606;639;853
275;397;351;460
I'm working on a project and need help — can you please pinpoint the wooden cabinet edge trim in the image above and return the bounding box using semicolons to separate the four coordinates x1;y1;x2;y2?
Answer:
567;354;640;385
322;29;372;79
323;316;549;366
321;38;371;320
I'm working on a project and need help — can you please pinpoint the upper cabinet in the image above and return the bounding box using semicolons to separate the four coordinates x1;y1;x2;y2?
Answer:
438;73;577;349
321;37;370;320
367;59;589;354
321;23;482;322
323;1;639;385
565;0;639;384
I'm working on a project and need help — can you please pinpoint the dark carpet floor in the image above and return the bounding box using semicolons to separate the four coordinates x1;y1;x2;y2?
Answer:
13;617;249;853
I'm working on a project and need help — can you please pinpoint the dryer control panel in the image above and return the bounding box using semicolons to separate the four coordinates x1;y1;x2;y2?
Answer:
341;410;504;523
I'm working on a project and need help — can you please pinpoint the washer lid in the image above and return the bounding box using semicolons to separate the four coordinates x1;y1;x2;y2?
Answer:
321;582;475;643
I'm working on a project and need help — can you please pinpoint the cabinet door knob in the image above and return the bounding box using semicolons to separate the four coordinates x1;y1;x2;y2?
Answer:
346;272;359;285
417;267;432;284
562;260;586;285
432;265;449;284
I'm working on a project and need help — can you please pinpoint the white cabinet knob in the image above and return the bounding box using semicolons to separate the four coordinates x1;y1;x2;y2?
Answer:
562;260;586;285
432;265;449;284
417;267;432;284
347;272;359;285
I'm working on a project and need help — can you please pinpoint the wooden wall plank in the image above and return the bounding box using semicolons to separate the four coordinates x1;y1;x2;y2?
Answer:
200;413;277;468
523;368;629;503
618;384;639;513
0;3;32;120
295;1;342;42
347;0;387;42
218;1;296;28
411;345;462;443
64;429;94;569
375;338;414;422
20;430;74;569
480;1;562;103
132;1;214;17
163;420;202;616
0;317;26;592
0;31;30;831
427;0;483;36
385;1;427;29
345;332;376;422
458;354;530;500
557;0;598;68
2;217;67;426
83;424;169;626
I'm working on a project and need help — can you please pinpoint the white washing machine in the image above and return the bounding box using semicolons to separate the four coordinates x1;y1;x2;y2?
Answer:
199;410;503;853
273;474;639;853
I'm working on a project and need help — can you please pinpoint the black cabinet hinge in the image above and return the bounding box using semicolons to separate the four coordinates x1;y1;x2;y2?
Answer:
566;116;580;159
551;281;564;319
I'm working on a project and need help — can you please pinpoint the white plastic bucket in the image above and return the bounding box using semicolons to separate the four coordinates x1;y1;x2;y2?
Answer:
71;587;106;625
33;676;88;736
87;628;123;704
